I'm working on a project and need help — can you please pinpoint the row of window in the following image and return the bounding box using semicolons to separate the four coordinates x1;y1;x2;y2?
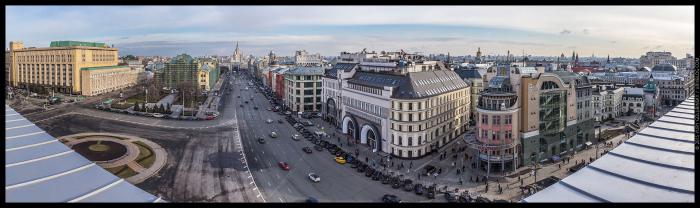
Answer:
480;114;513;125
479;129;513;141
392;90;468;111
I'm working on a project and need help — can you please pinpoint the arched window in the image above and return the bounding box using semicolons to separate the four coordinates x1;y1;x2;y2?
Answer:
541;81;560;90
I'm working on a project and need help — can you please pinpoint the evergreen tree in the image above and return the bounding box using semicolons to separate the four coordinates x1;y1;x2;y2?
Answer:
133;102;140;111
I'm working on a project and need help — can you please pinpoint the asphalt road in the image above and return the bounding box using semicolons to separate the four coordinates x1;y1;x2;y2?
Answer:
229;73;442;202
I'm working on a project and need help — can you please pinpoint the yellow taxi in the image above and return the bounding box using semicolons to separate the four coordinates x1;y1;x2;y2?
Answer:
334;156;346;164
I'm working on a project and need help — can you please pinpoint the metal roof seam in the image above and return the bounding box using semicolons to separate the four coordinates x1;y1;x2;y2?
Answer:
623;140;694;155
585;165;694;194
654;119;695;127
606;152;694;172
5;150;74;168
6;139;58;152
557;181;609;202
635;132;694;144
6;163;96;190
6;124;35;130
645;125;694;134
6;118;28;123
6;131;45;140
661;114;694;120
68;179;124;202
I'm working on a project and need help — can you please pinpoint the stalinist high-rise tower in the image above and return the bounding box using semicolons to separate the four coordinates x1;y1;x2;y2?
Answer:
232;42;242;63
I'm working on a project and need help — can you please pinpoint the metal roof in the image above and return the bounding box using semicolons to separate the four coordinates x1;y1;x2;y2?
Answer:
524;96;695;202
5;105;163;202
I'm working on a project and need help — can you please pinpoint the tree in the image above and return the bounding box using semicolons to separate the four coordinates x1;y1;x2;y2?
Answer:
141;103;147;112
159;103;165;113
133;101;140;112
166;103;172;114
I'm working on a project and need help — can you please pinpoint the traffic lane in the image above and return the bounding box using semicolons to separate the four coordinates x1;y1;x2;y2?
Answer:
237;88;429;202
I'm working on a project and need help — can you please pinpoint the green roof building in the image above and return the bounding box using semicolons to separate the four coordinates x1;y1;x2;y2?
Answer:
50;41;108;48
156;54;219;91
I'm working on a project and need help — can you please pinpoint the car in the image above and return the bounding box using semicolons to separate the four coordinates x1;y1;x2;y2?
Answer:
253;106;258;110
414;184;424;195
314;145;324;151
278;162;290;171
277;119;283;123
391;180;402;189
244;101;249;104
351;163;359;169
444;192;458;203
240;104;244;107
237;96;241;98
424;165;437;176
335;157;346;164
382;194;401;203
269;131;278;138
308;173;321;182
302;147;312;153
372;172;381;181
382;176;392;184
403;179;414;191
284;111;292;115
304;197;320;204
365;169;375;177
267;108;272;111
292;134;300;141
266;119;274;124
257;137;265;144
426;188;435;199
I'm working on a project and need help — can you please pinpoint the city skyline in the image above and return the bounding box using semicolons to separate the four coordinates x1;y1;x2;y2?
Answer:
6;6;695;58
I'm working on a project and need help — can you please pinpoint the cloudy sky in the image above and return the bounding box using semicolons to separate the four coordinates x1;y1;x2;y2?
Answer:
5;6;695;58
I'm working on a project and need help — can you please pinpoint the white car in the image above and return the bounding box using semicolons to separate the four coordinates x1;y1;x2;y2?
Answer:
152;113;165;118
308;173;320;182
292;134;300;141
266;119;274;124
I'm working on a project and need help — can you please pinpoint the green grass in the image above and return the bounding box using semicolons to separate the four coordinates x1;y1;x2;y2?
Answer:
105;163;139;178
133;141;156;169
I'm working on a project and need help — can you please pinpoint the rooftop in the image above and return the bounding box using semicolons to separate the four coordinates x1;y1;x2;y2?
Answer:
50;41;107;48
5;105;163;202
348;69;468;99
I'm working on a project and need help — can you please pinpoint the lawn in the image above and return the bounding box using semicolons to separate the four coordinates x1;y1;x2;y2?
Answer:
133;141;156;169
123;92;169;105
104;165;138;178
600;129;624;141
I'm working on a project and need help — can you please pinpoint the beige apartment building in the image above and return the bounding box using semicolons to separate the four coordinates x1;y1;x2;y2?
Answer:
8;41;137;96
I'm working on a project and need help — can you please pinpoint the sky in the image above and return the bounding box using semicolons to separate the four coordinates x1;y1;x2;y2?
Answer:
5;6;695;58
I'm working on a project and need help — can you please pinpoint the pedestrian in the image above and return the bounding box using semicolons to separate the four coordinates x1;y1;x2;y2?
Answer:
558;164;561;169
462;165;465;172
409;161;413;168
365;157;368;163
460;180;463;185
470;176;473;182
520;179;524;186
391;161;394;167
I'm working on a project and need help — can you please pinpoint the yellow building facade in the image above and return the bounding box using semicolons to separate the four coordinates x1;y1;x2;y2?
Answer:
81;66;138;96
8;41;136;96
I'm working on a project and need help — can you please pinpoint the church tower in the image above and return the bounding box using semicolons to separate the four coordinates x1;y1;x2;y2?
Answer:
232;42;242;63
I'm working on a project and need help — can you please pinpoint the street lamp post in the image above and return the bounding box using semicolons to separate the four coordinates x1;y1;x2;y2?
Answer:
595;124;601;159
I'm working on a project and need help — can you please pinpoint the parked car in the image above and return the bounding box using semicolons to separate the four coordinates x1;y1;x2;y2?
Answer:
426;186;436;199
308;173;320;182
414;184;424;195
391;179;402;189
278;162;290;171
382;194;401;203
444;192;458;203
403;179;414;191
335;157;346;164
302;147;312;153
152;113;165;118
372;172;381;181
269;131;278;138
277;119;283;123
314;145;324;151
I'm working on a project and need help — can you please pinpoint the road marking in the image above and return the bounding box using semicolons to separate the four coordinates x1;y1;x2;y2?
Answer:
250;181;254;184
253;187;258;191
267;181;271;186
278;197;284;202
248;175;252;178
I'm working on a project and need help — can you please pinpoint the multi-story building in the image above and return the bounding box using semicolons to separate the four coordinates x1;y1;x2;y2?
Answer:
197;61;220;91
156;54;219;91
650;64;695;106
321;63;358;127
621;87;645;115
342;68;470;158
642;77;661;117
8;40;139;96
455;68;487;125
6;49;11;86
592;85;624;121
338;52;470;159
518;71;595;167
80;66;138;96
270;67;290;99
284;67;324;112
294;50;323;67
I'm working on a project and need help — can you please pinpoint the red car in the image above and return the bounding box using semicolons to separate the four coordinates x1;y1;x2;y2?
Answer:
278;162;290;171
